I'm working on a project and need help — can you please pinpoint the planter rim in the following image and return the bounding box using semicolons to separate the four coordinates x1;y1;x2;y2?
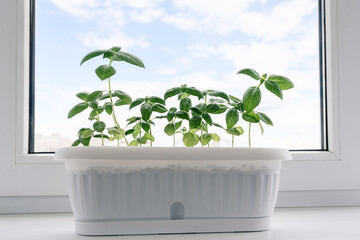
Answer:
54;147;292;161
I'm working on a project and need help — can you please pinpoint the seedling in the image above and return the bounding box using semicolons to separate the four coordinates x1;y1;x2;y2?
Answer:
127;96;167;146
236;68;294;147
68;46;145;146
68;46;294;148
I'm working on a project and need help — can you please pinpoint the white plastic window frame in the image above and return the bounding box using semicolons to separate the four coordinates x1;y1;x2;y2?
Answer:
1;0;360;209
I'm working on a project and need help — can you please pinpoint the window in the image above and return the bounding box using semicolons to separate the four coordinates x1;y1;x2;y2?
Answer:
32;0;325;152
1;0;360;210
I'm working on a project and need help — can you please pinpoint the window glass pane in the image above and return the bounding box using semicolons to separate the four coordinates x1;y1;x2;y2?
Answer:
34;0;322;151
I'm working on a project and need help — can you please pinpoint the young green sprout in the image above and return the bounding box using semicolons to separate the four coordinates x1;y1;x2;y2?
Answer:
237;68;294;147
68;46;145;146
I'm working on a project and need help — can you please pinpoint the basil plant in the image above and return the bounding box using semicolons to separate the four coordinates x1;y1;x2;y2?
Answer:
68;46;294;148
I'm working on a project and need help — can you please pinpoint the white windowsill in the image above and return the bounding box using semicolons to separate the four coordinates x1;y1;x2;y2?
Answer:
1;207;360;240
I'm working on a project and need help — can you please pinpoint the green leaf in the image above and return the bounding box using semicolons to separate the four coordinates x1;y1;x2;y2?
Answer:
213;105;228;114
129;98;145;109
80;49;106;65
97;106;104;114
140;122;150;132
213;123;225;129
200;133;212;145
137;137;148;144
95;64;116;80
89;101;98;110
148;96;165;105
126;116;141;126
233;102;244;113
257;112;273;126
265;80;283;99
152;104;167;113
144;133;154;142
125;129;135;136
110;46;121;52
103;50;116;59
174;121;182;130
164;123;176;136
199;123;208;132
94;134;110;140
76;92;89;101
99;93;110;100
235;126;245;135
89;109;97;119
202;113;212;125
113;90;132;104
164;87;181;101
189;116;202;129
169;107;177;112
242;111;260;123
80;137;91;146
209;98;226;104
243;86;261;112
210;133;220;142
167;112;175;122
226;127;243;136
93;121;106;133
206;103;220;113
68;102;89;119
226;108;239;129
180;97;192;111
108;127;124;140
175;111;190;120
86;90;103;102
229;95;242;103
80;129;94;138
183;132;199;147
195;103;206;112
115;99;130;106
77;128;90;139
114;99;130;106
140;102;152;121
107;127;122;135
208;91;230;102
113;51;145;68
71;139;80;147
187;87;203;99
189;107;202;115
129;140;139;147
267;75;294;90
237;68;260;80
104;102;112;115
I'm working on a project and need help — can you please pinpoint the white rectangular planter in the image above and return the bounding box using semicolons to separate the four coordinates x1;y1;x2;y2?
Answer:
54;147;292;235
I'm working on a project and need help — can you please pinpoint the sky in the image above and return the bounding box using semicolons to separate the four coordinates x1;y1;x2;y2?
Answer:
34;0;322;151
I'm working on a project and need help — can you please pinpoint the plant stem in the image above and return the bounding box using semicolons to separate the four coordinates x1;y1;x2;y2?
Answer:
205;94;210;147
232;135;234;148
201;128;203;147
172;118;175;147
139;130;142;147
107;60;129;146
248;122;252;148
149;121;153;147
96;111;104;146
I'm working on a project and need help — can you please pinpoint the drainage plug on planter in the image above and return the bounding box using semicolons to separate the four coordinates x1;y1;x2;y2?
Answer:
170;202;185;220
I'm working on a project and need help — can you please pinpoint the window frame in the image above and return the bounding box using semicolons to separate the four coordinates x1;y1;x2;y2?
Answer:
1;0;360;211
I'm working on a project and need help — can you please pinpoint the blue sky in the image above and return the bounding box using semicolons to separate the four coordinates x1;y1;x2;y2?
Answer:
34;0;321;150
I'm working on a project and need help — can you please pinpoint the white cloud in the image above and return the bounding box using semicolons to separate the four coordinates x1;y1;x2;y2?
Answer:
49;0;98;19
78;31;149;50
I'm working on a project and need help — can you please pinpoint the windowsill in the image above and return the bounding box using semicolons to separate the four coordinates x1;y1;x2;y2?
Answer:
1;207;360;240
